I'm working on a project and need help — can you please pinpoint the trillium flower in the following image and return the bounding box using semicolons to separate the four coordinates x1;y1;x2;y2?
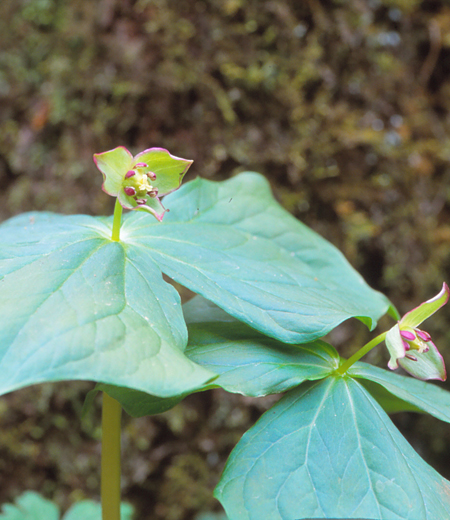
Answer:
94;146;193;221
385;282;449;381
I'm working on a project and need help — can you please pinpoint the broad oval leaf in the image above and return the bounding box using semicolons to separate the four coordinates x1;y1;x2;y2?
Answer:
215;376;450;520
122;172;397;344
349;362;450;422
0;213;213;398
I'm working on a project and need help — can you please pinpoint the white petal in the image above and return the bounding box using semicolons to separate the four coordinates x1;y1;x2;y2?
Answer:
385;324;406;370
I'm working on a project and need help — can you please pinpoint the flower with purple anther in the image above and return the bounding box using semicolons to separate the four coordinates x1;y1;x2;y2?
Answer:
385;282;449;381
93;146;193;221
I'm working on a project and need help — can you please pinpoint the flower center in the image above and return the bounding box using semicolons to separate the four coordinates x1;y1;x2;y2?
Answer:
400;328;431;354
122;163;158;205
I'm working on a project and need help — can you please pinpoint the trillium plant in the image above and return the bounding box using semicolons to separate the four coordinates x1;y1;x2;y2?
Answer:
1;145;450;520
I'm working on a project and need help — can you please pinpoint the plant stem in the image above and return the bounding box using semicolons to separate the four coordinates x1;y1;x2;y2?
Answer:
335;331;387;375
101;392;122;520
111;199;123;242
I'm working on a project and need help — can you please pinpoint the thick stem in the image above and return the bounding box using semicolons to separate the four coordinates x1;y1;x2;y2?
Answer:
111;199;123;242
101;392;122;520
335;331;387;375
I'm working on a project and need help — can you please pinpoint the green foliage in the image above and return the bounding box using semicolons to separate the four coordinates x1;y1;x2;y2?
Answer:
2;1;450;517
0;211;213;397
350;363;450;421
215;377;450;520
0;173;392;399
0;492;58;520
91;296;450;517
62;500;133;520
0;492;133;520
136;172;396;342
195;513;228;520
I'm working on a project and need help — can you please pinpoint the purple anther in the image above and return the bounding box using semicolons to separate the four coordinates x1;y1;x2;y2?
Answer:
134;162;148;168
402;340;410;351
125;170;136;178
400;330;415;341
124;186;136;196
416;329;431;342
148;188;159;198
148;171;156;180
405;353;418;361
135;199;146;205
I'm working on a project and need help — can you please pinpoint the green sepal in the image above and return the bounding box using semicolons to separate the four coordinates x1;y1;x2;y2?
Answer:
93;146;132;197
133;148;192;196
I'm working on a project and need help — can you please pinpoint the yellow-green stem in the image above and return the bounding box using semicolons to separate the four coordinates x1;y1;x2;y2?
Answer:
101;392;122;520
111;199;123;242
335;331;387;375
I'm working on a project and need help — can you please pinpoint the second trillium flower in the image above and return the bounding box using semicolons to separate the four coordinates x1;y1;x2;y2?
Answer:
385;282;449;381
94;146;193;221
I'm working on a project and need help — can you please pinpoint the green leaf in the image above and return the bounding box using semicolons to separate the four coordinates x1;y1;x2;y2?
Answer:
186;322;339;397
0;213;213;398
0;492;59;520
62;500;133;520
0;492;134;520
124;172;396;344
215;376;450;520
93;298;339;417
85;383;185;417
354;378;424;414
194;513;228;520
349;362;450;422
0;173;393;396
185;296;339;396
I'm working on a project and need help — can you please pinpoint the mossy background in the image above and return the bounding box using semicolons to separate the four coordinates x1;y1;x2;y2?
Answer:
1;0;450;518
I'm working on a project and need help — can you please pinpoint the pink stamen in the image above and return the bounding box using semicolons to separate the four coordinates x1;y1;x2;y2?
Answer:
148;171;156;180
135;199;146;205
400;330;415;341
134;162;148;168
125;170;136;178
124;186;136;196
402;340;410;351
405;353;418;361
148;188;159;198
416;329;431;342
